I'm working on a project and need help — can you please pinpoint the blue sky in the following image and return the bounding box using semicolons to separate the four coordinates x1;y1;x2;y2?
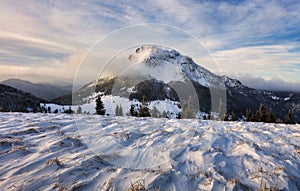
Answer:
0;0;300;91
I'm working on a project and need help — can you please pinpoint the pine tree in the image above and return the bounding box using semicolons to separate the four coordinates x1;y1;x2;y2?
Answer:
285;111;295;124
231;112;237;121
151;106;160;118
224;112;229;121
138;96;151;117
207;112;211;120
47;106;51;113
95;95;106;115
265;110;275;123
115;105;120;116
176;112;182;119
246;109;252;122
130;104;137;116
218;98;226;120
64;106;73;114
115;105;123;116
119;105;123;116
257;104;267;122
210;113;214;120
77;106;82;114
182;97;195;119
162;110;167;118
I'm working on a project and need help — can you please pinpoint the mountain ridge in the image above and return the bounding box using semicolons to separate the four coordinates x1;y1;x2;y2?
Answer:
0;84;44;112
47;46;300;122
1;78;71;101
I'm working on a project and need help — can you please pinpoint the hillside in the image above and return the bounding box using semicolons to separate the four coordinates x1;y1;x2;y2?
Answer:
1;79;71;101
0;84;43;112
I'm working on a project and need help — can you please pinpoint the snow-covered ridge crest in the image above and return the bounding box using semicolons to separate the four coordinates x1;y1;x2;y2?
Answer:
128;45;222;87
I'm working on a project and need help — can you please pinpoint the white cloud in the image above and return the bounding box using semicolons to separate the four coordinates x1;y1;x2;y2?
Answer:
213;44;300;82
0;0;299;91
233;74;300;92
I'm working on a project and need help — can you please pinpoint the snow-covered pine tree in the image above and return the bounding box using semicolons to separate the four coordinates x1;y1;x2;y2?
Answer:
162;110;167;118
182;96;195;119
218;98;226;120
151;106;160;118
77;106;82;114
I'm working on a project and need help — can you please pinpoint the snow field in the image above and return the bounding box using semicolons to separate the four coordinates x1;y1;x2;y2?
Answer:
0;113;299;190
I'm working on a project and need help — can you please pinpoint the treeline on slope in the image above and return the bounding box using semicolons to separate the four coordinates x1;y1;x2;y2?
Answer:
94;94;296;124
0;84;44;112
214;102;295;124
39;104;77;114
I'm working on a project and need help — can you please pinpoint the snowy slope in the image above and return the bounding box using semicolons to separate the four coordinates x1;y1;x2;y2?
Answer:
0;113;299;190
42;95;181;118
128;45;223;87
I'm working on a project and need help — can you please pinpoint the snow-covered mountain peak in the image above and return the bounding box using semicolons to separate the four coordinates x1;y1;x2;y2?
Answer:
130;45;183;65
127;46;219;87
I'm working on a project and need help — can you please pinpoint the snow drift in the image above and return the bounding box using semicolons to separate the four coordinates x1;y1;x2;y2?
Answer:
0;113;299;190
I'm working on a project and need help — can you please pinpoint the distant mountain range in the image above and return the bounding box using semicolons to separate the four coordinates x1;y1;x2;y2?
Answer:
0;84;44;112
1;79;72;101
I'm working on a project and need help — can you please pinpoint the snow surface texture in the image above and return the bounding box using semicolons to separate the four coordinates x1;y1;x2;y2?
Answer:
0;113;299;190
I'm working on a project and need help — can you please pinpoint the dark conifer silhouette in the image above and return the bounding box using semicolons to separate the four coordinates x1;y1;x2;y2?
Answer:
95;95;106;115
246;109;252;122
266;110;275;123
224;112;229;121
64;106;74;114
130;104;138;116
138;96;151;117
256;104;267;122
285;111;295;124
231;112;237;121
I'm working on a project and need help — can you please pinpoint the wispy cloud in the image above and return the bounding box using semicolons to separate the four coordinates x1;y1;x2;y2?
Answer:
0;0;299;91
213;44;300;82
